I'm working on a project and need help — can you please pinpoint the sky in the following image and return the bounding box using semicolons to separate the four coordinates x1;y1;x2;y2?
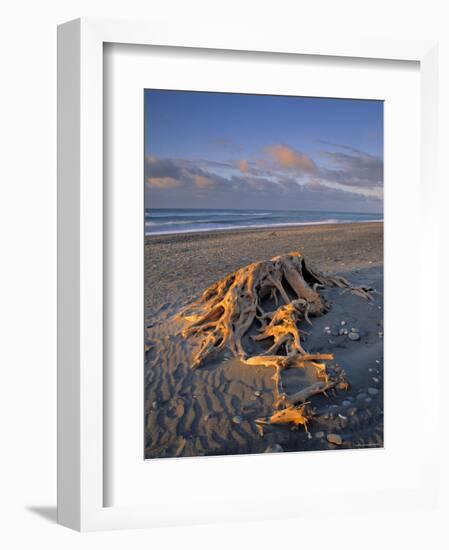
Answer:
144;90;383;213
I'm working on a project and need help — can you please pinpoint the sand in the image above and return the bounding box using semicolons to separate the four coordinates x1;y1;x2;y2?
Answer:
144;222;383;458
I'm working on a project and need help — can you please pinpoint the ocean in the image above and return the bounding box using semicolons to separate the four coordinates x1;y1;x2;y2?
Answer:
144;208;382;236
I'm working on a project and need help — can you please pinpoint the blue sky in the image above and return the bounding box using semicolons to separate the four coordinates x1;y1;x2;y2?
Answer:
144;90;383;213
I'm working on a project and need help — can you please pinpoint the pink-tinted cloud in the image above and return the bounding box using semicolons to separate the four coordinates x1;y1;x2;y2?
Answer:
146;176;182;189
238;159;250;174
264;144;316;173
194;174;216;189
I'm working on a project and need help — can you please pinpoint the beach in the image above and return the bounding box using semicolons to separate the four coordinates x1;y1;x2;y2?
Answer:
144;222;383;458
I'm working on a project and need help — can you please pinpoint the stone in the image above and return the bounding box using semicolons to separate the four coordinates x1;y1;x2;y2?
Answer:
265;443;284;453
151;400;158;410
340;321;346;326
342;400;352;407
357;393;368;401
365;397;373;404
368;387;379;396
254;390;262;397
348;332;360;341
315;431;325;439
372;377;380;384
347;407;358;417
232;415;243;425
350;327;360;333
327;433;343;445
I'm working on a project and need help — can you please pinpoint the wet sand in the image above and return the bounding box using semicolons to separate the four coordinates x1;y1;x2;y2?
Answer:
144;222;383;458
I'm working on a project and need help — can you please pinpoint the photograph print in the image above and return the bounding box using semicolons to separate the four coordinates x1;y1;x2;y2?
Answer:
144;90;383;459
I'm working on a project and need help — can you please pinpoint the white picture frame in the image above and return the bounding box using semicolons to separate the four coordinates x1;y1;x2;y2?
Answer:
57;17;439;531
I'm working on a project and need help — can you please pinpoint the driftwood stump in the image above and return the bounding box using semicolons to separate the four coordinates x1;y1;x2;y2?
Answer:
177;252;373;430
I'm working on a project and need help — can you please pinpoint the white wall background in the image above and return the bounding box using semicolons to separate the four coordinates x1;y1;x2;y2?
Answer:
0;0;447;548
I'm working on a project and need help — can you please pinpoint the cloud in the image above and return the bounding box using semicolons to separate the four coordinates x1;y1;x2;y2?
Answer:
145;156;184;179
319;148;383;188
238;159;249;174
144;146;383;213
146;176;182;188
264;144;316;173
194;174;216;189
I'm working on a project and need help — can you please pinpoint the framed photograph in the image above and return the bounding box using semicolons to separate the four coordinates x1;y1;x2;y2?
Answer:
143;89;384;459
58;18;440;531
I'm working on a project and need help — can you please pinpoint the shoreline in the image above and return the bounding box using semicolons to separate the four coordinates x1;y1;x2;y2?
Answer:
145;218;383;237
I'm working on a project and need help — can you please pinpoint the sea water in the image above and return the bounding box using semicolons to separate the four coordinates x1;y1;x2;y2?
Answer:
144;208;382;236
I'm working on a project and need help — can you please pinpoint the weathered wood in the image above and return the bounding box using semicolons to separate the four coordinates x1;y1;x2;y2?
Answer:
177;251;372;430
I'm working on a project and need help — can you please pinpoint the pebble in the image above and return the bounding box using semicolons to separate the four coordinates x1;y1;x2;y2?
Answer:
315;431;325;439
338;413;347;420
340;321;346;326
365;397;373;404
232;415;243;425
328;339;336;344
375;360;380;364
254;390;262;397
327;433;343;445
357;393;368;401
368;387;379;396
348;332;360;341
339;328;348;335
347;407;358;417
265;443;284;453
350;327;360;333
342;400;352;407
151;400;158;410
378;331;383;338
372;377;380;384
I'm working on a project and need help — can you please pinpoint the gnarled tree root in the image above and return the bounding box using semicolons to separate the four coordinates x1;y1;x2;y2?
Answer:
176;252;372;431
